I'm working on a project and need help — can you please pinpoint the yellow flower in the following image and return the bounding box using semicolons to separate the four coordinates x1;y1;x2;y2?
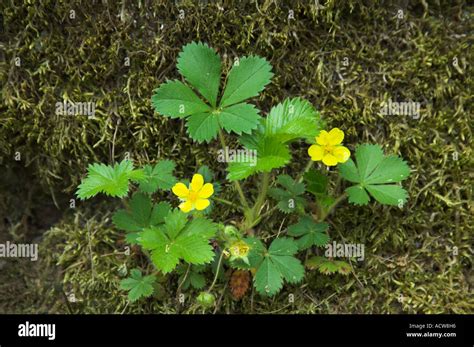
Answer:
308;128;351;166
171;173;214;213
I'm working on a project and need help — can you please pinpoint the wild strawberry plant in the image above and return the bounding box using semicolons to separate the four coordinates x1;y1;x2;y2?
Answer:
76;42;411;306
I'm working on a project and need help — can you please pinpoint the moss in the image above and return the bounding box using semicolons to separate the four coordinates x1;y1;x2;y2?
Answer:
0;0;472;313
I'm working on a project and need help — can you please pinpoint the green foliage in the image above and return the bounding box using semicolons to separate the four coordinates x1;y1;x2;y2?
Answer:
305;256;351;275
268;175;306;214
138;160;177;194
139;210;217;274
76;160;144;200
287;217;329;250
152;42;272;142
227;98;323;180
245;238;305;296
112;192;171;244
119;269;156;302
219;56;273;107
177;265;206;290
339;144;410;206
177;41;222;107
262;98;323;142
304;170;329;196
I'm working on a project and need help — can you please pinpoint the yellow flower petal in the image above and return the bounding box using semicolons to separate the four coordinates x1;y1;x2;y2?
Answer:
195;198;210;210
327;128;344;145
308;144;324;161
322;154;338;166
333;145;351;163
198;183;214;199
172;182;189;198
316;130;329;145
190;174;204;192
179;200;194;213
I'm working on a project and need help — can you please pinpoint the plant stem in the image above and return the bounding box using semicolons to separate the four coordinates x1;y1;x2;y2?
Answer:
318;193;347;221
296;159;314;183
207;251;225;293
217;128;250;210
252;171;270;218
213;197;243;210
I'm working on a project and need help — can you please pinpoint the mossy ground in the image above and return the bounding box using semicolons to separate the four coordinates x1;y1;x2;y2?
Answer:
0;1;472;313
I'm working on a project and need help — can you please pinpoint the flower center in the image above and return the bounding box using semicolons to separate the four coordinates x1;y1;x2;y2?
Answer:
188;190;199;202
323;144;336;155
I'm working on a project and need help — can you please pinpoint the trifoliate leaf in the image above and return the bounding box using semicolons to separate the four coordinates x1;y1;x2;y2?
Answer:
305;256;351;275
76;160;144;199
287;216;329;250
263;98;323;142
268;175;306;214
119;269;155;302
226;137;290;181
151;80;211;118
139;211;217;274
220;56;273;107
218;102;261;135
177;42;221;107
249;238;305;296
112;193;171;235
186;112;220;143
138;160;177;193
339;144;410;206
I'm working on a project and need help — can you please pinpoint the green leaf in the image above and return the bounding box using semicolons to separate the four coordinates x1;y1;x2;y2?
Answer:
305;256;351;275
251;238;304;296
112;193;171;234
151;80;211;118
263;98;323;143
304;170;328;196
177;265;206;290
76;160;142;199
287;216;329;250
186;112;219;143
120;269;155;302
138;160;177;193
365;184;408;205
355;144;384;180
345;186;370;206
339;144;410;206
177;42;221;107
226;138;290;181
139;212;217;274
220;56;273;107
268;175;306;214
218;103;261;135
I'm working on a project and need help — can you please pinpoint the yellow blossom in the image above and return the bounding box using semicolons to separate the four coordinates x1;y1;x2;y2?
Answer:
308;128;351;166
171;173;214;213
